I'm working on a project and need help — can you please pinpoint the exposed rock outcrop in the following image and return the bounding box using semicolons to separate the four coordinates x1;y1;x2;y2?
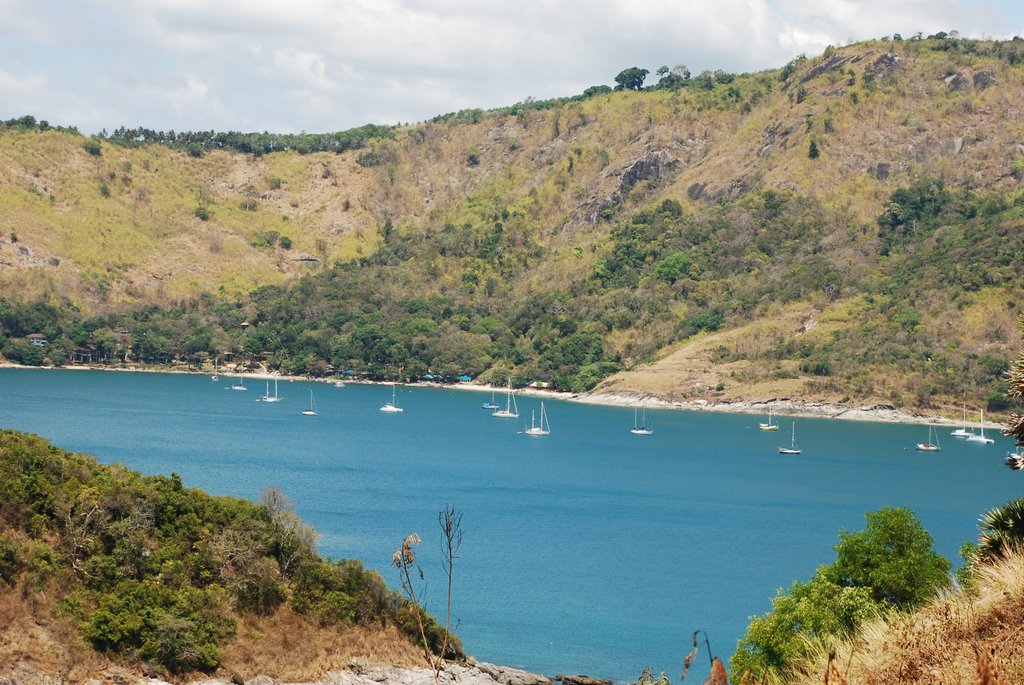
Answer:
619;151;678;193
943;71;969;91
866;52;900;76
800;52;863;82
973;70;997;89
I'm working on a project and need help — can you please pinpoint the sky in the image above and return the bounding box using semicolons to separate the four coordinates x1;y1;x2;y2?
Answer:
1;1;1023;135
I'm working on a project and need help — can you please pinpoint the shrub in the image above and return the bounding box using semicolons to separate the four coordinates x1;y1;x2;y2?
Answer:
653;251;693;283
0;535;21;585
356;151;382;167
679;311;723;337
83;140;102;156
85;580;233;673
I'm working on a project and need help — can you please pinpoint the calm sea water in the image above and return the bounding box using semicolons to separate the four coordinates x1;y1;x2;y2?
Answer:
0;368;1018;681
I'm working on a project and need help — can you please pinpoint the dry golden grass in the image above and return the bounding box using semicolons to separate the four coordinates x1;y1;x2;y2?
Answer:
0;584;108;683
218;606;427;682
594;303;827;403
788;550;1024;685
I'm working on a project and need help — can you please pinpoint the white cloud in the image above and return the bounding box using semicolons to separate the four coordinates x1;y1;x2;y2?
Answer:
272;49;335;92
0;67;46;97
0;66;105;129
133;74;229;128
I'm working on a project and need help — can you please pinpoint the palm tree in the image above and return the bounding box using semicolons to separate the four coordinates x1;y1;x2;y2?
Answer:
1007;332;1024;446
978;498;1024;561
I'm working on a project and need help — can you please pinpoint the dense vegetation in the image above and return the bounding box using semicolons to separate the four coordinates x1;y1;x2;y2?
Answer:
99;123;396;157
0;430;459;675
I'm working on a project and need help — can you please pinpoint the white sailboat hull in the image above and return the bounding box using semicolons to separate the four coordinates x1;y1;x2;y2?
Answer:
493;380;519;418
523;404;550;436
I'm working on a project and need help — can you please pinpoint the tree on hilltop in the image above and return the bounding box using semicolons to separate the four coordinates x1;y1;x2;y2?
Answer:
614;67;649;91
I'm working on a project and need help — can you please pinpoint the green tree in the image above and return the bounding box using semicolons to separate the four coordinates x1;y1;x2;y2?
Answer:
824;507;950;607
876;179;950;253
731;507;948;681
808;140;820;159
614;67;649;91
731;572;876;681
653;251;692;283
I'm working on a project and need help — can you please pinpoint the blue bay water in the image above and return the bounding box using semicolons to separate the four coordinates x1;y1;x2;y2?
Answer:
0;367;1018;682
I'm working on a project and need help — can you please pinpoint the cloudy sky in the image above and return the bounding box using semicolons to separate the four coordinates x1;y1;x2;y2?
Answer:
1;0;1022;135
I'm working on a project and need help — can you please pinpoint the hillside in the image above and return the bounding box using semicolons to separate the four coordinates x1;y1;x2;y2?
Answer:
2;35;1024;417
0;429;453;682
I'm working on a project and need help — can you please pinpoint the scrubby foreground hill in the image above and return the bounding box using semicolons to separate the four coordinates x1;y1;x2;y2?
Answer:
2;35;1024;416
0;430;453;682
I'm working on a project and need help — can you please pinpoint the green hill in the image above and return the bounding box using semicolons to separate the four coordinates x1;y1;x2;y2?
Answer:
0;429;454;680
2;35;1024;418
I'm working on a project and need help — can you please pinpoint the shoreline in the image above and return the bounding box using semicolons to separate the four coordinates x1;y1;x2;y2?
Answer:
0;362;1007;430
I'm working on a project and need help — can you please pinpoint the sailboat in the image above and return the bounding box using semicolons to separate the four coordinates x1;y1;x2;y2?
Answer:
481;389;499;410
966;410;995;444
491;380;519;418
778;422;801;454
950;402;973;438
522;402;551;436
302;389;318;416
380;383;404;413
260;376;283;403
230;376;247;391
759;404;779;431
915;424;941;452
630;407;654;435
